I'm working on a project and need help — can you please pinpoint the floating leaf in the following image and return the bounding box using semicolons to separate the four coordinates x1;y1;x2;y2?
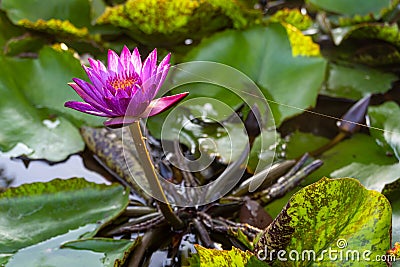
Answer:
192;245;268;267
18;18;90;38
96;0;261;46
0;178;129;265
331;23;400;47
306;0;394;18
331;162;400;192
0;0;93;27
0;11;24;51
0;46;102;161
61;238;139;267
368;101;400;160
265;132;397;218
268;9;313;31
255;177;392;266
182;23;327;126
290;133;397;184
322;63;397;100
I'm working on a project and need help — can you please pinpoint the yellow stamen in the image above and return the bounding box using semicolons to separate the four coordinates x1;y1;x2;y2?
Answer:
108;75;138;90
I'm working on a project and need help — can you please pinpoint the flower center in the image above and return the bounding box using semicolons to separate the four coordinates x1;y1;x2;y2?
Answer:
107;73;140;90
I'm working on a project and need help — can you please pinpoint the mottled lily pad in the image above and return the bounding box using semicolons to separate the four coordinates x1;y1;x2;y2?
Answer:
191;245;268;267
255;177;392;266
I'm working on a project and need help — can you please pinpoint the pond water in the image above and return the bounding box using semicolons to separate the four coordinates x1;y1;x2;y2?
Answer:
0;152;109;188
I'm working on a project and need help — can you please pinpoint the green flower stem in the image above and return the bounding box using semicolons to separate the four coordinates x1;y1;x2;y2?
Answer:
129;121;184;230
309;131;347;157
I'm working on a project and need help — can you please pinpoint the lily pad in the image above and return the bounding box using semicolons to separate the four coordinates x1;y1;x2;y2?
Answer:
306;0;393;18
0;178;130;265
255;177;392;266
289;133;397;184
368;101;400;160
182;23;327;126
0;46;102;161
331;162;400;192
192;245;268;267
0;0;92;27
322;63;397;100
0;11;24;51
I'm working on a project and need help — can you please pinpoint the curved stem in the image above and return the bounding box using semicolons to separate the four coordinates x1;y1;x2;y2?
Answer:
308;131;347;157
129;121;184;230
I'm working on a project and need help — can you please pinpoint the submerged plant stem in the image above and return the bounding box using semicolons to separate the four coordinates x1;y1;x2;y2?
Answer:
129;121;184;230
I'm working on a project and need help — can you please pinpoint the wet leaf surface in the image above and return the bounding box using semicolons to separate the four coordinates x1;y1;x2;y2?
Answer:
322;63;397;100
306;0;392;18
368;101;400;160
180;23;327;126
0;47;102;161
256;178;392;266
192;245;268;267
0;178;129;265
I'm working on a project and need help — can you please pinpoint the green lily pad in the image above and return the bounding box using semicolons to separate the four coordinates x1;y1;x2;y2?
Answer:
0;178;130;266
182;23;327;126
4;229;138;267
284;131;329;160
192;245;268;267
331;23;400;47
368;101;400;160
247;129;280;173
265;131;397;219
331;162;400;192
0;0;92;27
321;63;397;100
306;0;393;18
60;238;138;267
0;11;24;51
256;177;392;266
0;46;102;161
291;133;397;184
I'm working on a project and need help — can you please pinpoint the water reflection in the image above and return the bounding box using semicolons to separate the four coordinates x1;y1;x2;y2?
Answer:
0;153;109;188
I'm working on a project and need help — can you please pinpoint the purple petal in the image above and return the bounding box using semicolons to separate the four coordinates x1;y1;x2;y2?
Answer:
83;66;107;92
141;49;157;83
142;92;188;117
152;64;170;98
64;101;110;117
157;53;171;73
104;96;124;115
115;88;129;99
88;58;107;73
120;46;133;73
70;80;117;115
104;116;138;128
71;79;106;107
125;89;150;116
69;80;102;105
108;49;122;73
116;97;132;113
131;47;142;74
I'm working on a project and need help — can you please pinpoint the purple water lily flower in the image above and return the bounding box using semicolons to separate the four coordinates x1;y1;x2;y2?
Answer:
65;46;188;127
